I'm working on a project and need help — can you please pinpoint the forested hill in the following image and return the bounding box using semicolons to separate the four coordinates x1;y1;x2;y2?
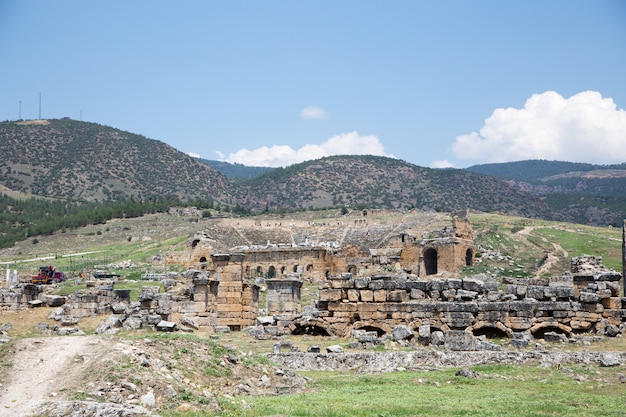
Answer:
1;119;623;228
238;155;552;219
0;119;236;203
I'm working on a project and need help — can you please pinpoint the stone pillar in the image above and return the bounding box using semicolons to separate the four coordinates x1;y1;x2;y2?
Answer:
211;253;259;330
266;278;303;316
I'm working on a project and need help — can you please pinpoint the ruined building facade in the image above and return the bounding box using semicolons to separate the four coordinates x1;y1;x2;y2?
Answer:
185;211;475;280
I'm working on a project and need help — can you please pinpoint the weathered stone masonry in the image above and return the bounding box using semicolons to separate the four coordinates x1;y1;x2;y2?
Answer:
290;256;626;339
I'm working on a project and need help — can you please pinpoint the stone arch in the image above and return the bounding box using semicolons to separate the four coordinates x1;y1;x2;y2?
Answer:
268;265;277;279
423;248;438;275
347;264;357;275
256;266;263;277
244;265;250;276
191;239;200;249
280;266;286;275
199;256;207;263
465;248;474;266
468;322;512;339
289;317;332;336
306;264;314;272
351;320;393;337
530;322;572;339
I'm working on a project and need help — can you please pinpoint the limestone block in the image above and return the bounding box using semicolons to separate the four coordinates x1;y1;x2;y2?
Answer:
552;286;575;299
552;310;569;318
478;302;509;312
354;277;371;289
527;286;544;300
570;320;592;330
373;290;387;302
368;280;385;291
360;290;374;302
408;280;431;292
478;311;508;322
219;304;243;312
319;289;343;302
357;303;382;313
441;289;456;300
392;325;414;341
328;302;357;313
447;279;462;289
330;278;352;289
579;292;601;303
444;330;477;351
347;289;360;302
456;289;478;300
430;280;444;291
462;278;484;293
444;312;475;328
602;297;622;310
505;317;533;330
410;288;426;300
387;290;408;302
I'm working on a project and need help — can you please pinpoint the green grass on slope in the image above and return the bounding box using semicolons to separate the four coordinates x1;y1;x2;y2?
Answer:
212;365;626;417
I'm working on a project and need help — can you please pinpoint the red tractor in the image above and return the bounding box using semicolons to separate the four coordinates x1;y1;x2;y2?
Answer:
31;265;66;284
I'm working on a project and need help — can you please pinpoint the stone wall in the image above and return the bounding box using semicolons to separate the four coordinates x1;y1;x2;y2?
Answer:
289;257;625;339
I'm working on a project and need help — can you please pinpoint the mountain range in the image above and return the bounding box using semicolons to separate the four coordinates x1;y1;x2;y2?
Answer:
1;118;624;226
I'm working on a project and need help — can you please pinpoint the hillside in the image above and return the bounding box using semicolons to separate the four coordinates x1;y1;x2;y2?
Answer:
240;155;552;218
0;119;236;203
467;160;626;225
2;119;621;228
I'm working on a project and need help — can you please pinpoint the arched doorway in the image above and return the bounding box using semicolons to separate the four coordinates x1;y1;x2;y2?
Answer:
347;265;357;275
268;265;276;279
465;248;473;266
424;248;438;275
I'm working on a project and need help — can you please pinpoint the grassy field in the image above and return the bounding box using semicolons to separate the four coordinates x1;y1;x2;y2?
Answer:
212;364;626;417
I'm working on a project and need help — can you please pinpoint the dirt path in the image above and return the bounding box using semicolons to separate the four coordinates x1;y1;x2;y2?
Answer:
515;226;569;276
0;335;107;417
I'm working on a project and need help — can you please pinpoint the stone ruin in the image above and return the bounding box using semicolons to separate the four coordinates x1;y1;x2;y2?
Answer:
276;255;625;348
182;210;476;280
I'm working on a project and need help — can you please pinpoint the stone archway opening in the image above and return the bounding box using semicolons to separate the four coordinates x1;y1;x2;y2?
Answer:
356;325;386;337
465;248;474;266
424;248;438;275
256;266;263;277
291;324;331;336
472;326;509;339
268;265;277;279
347;265;357;275
531;324;572;339
199;256;207;263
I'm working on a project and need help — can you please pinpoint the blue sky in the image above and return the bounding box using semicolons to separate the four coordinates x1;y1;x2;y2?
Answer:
1;1;625;168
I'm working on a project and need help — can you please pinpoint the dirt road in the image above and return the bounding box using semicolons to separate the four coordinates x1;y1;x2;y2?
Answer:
0;335;107;417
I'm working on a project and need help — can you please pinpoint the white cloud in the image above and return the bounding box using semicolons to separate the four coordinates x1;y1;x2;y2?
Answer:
187;152;200;158
221;131;392;167
451;91;626;165
430;160;455;169
300;106;328;120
